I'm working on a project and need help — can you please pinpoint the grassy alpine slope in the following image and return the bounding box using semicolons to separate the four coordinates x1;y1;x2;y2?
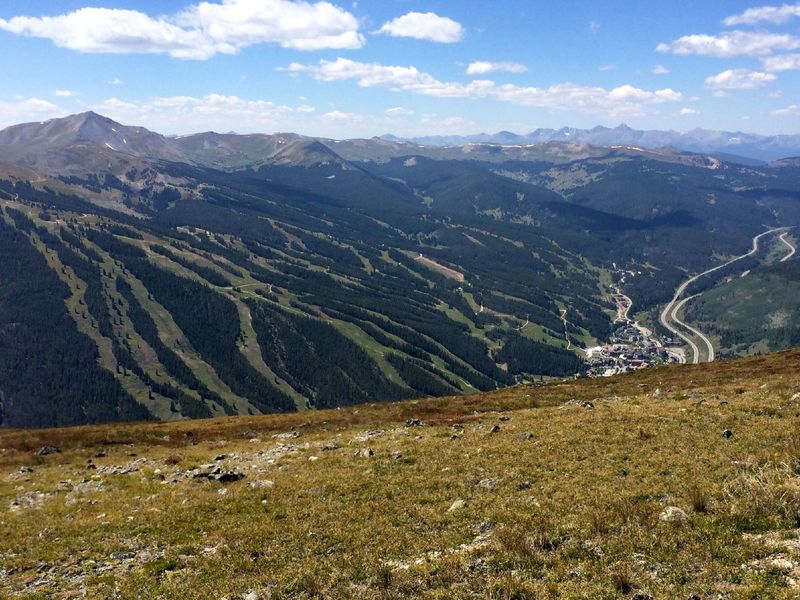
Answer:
2;350;800;599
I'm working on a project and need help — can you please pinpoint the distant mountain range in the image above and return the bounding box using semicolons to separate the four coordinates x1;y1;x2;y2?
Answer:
0;112;788;177
382;124;800;163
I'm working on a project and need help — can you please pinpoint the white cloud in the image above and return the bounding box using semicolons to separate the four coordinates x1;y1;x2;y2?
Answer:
724;3;800;25
176;0;364;51
466;61;527;75
761;53;800;71
680;107;699;115
321;109;362;121
109;78;124;85
385;106;414;116
0;98;67;128
652;64;670;75
54;89;78;97
773;103;800;115
377;12;464;43
704;68;777;89
657;30;800;57
287;58;682;117
598;64;617;71
0;1;364;60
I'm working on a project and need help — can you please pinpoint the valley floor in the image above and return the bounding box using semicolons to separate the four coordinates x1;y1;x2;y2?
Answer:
2;350;800;599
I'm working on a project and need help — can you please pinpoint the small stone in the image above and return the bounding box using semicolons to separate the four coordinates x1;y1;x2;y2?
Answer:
404;418;422;427
722;429;733;439
451;423;464;430
498;415;510;422
686;594;701;600
390;451;403;460
632;594;653;600
244;592;263;600
308;455;319;462
322;441;339;452
214;454;227;461
516;481;531;491
489;425;501;433
35;446;61;456
790;392;800;403
18;466;33;473
478;477;499;490
354;447;374;458
659;506;689;523
110;551;136;561
581;401;594;409
215;472;245;483
448;499;466;512
94;451;107;458
249;480;275;490
517;432;534;441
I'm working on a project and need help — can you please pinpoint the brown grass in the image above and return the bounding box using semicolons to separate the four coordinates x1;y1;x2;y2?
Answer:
1;349;800;599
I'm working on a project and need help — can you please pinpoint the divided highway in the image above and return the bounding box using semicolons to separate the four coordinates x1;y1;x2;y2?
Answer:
659;227;794;364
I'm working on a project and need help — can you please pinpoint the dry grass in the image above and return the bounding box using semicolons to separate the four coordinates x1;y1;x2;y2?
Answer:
1;349;800;599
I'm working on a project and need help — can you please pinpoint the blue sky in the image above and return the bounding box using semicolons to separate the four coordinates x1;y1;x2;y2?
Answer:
0;0;798;137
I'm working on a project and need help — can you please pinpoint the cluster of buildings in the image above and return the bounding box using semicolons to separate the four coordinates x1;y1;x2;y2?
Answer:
584;320;681;377
583;268;685;377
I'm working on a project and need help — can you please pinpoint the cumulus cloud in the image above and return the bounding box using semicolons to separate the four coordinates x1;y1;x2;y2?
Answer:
0;1;364;60
0;98;67;128
704;68;777;89
377;12;464;43
724;3;800;25
652;64;670;75
773;103;800;115
54;89;78;97
176;0;364;51
466;61;527;75
287;58;682;116
680;107;699;115
657;30;800;57
761;53;800;71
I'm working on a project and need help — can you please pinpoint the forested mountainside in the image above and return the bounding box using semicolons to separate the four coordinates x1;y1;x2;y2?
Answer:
0;112;798;427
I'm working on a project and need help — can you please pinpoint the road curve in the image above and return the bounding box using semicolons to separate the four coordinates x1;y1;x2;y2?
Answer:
670;294;714;362
779;231;796;262
659;227;787;364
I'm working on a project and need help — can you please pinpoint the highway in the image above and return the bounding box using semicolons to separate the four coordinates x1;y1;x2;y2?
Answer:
659;227;789;364
779;231;796;262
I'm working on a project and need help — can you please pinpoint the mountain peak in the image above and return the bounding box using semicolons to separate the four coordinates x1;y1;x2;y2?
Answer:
268;139;354;169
